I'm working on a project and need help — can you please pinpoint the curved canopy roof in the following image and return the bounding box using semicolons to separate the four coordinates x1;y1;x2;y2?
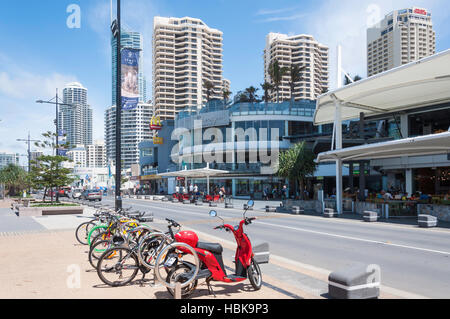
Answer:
316;132;450;163
314;49;450;125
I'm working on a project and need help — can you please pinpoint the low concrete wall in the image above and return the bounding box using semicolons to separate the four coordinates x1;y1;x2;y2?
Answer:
418;204;450;223
18;206;84;217
283;200;322;213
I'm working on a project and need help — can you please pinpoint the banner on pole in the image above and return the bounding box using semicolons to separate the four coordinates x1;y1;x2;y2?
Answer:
121;48;140;110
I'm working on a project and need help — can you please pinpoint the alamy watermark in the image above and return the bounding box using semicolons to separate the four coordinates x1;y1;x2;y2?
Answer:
170;120;280;167
66;4;81;29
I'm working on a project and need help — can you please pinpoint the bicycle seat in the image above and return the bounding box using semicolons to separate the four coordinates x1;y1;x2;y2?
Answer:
196;242;223;254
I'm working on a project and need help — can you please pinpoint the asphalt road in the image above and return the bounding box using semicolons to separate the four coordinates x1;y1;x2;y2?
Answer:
102;196;450;299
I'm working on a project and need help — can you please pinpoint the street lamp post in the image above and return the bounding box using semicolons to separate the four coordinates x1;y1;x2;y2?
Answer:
36;89;77;154
17;132;41;172
111;0;122;212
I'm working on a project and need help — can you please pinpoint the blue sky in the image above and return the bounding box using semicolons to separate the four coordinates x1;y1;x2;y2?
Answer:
1;0;449;165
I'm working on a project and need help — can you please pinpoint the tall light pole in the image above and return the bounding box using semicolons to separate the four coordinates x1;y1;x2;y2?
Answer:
36;89;77;154
111;0;122;211
17;132;41;172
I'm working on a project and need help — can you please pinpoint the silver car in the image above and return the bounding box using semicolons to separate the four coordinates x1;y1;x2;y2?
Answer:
81;189;102;201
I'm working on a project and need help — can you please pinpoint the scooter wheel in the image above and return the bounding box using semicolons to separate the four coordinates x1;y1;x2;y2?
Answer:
166;264;198;298
247;258;262;291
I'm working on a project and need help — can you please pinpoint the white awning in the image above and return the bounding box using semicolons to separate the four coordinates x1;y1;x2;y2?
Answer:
317;132;450;163
314;49;450;125
158;167;229;178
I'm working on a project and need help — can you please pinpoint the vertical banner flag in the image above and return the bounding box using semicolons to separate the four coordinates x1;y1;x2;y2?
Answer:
121;48;140;110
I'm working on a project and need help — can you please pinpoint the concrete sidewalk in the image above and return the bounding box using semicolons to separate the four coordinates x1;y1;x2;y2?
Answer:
0;230;316;299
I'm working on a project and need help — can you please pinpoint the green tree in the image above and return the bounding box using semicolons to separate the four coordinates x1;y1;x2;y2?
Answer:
0;164;30;197
276;142;317;200
245;86;259;103
222;89;232;104
288;64;306;111
260;81;274;103
31;131;74;202
29;155;75;203
204;80;215;102
344;74;362;86
268;60;289;103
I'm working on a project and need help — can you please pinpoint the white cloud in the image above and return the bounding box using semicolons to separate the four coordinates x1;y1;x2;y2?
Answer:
0;53;78;160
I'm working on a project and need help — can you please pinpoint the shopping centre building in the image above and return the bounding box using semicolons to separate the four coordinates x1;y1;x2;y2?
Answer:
138;99;346;199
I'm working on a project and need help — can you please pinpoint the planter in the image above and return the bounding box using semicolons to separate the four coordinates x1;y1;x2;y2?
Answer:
18;205;84;217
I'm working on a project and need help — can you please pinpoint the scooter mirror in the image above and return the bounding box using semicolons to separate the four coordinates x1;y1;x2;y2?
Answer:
209;210;217;217
247;200;254;207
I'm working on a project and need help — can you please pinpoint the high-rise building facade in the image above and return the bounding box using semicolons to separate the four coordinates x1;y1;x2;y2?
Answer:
0;152;19;170
153;16;225;120
112;29;147;105
104;103;153;169
86;140;107;168
59;82;93;147
67;145;87;168
367;7;436;77
264;33;329;102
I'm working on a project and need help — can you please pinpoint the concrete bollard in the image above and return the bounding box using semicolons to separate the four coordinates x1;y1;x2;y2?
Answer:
418;215;438;228
328;263;381;299
323;208;336;218
363;211;378;222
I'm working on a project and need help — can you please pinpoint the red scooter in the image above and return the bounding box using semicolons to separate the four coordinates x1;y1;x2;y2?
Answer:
164;200;264;298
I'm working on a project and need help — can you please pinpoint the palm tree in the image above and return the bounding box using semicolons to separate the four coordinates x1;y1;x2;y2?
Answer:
203;80;215;102
276;142;317;200
260;82;273;103
288;64;306;111
222;89;232;104
344;74;362;86
268;60;289;103
0;164;30;197
245;86;259;103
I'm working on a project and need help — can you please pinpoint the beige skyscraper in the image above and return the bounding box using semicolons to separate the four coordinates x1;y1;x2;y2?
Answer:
153;16;225;120
367;7;436;77
264;33;329;102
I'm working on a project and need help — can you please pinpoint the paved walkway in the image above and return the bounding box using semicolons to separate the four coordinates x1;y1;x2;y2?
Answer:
0;230;315;299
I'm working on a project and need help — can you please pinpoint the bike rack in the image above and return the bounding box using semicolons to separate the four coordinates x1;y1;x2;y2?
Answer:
153;242;200;298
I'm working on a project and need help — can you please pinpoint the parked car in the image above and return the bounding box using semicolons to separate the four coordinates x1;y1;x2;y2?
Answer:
72;189;83;199
81;189;102;201
46;189;68;198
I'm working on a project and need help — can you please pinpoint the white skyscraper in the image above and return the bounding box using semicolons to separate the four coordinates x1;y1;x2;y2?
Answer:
86;140;107;168
104;103;153;169
264;33;329;102
59;82;93;147
367;7;436;77
153;16;225;120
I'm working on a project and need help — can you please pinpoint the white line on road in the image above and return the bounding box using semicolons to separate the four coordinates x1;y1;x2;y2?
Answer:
256;220;450;256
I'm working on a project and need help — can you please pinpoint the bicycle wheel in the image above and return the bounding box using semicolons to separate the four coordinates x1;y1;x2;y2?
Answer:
87;225;108;246
166;264;198;299
97;247;140;287
137;233;168;269
88;239;114;269
75;221;96;245
90;230;113;248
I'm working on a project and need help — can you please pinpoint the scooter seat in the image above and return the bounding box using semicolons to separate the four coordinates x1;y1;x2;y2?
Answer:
197;242;223;254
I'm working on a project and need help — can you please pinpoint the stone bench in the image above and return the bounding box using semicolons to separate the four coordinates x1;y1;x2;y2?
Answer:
183;200;191;204
243;204;253;210
328;263;381;299
323;208;336;218
195;201;203;206
209;202;217;207
418;214;438;228
363;211;378;222
225;203;234;209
